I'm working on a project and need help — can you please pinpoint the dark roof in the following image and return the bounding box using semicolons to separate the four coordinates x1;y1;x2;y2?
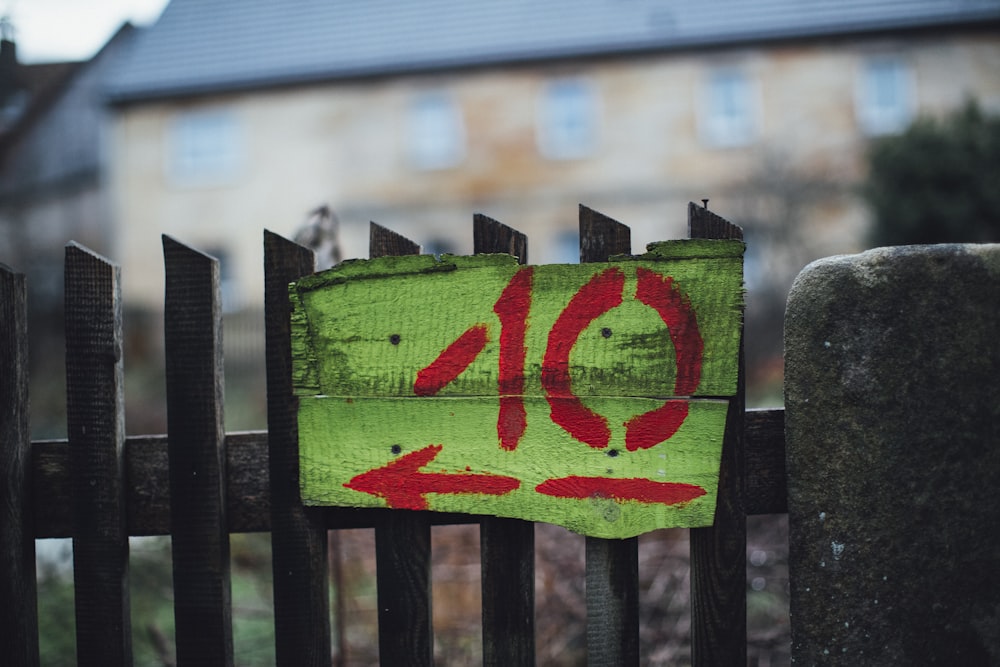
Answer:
108;0;1000;103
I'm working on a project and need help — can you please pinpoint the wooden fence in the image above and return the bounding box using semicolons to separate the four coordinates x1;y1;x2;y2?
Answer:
1;204;787;666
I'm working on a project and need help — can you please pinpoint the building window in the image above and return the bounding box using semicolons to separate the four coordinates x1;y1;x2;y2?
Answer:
537;78;599;160
856;56;913;136
700;68;757;148
167;108;243;185
408;91;465;170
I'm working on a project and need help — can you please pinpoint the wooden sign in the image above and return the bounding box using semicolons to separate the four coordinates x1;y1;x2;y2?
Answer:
291;239;743;538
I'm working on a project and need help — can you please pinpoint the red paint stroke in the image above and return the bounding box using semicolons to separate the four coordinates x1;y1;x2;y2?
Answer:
635;267;703;396
495;267;533;450
535;475;706;506
497;395;528;452
541;268;625;448
345;444;520;511
624;400;689;452
414;324;489;396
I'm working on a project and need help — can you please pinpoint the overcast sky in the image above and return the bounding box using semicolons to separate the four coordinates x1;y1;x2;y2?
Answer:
2;0;169;63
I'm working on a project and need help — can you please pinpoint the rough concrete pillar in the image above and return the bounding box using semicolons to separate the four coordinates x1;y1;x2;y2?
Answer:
784;244;1000;665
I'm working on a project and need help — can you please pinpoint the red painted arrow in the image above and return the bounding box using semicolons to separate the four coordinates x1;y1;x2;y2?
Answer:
345;444;521;511
535;475;706;506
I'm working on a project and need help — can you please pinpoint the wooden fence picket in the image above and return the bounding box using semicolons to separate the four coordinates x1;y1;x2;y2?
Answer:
474;213;536;667
162;236;233;666
688;202;748;666
369;222;434;666
64;243;131;667
264;230;333;667
579;205;641;667
0;263;39;667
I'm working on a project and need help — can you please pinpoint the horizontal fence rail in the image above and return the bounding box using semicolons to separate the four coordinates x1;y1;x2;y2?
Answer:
28;409;784;538
3;206;789;666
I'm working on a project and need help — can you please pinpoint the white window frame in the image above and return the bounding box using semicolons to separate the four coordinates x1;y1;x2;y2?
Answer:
166;107;243;186
407;90;465;170
856;55;914;136
700;68;759;148
537;77;600;160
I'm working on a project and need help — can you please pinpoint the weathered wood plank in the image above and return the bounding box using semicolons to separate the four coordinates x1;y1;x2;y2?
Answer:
264;230;332;667
290;245;744;400
475;214;536;667
162;236;233;667
744;409;786;515
299;393;727;535
369;223;433;667
64;243;131;666
580;206;640;667
688;202;747;667
0;264;40;667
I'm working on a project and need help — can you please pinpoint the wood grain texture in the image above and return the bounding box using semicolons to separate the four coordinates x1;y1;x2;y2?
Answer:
264;231;332;667
64;243;132;667
475;215;536;667
688;203;747;667
474;212;528;265
290;231;742;538
369;224;433;667
580;208;640;667
744;409;786;515
0;264;40;667
162;236;233;667
290;249;744;400
370;221;420;258
27;410;785;536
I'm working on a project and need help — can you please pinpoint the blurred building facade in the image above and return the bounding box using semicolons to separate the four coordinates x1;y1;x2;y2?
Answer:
102;0;1000;309
0;22;137;304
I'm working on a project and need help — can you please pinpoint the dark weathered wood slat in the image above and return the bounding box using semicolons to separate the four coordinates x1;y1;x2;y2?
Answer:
688;203;747;666
369;223;433;666
474;212;528;265
30;409;787;537
162;236;234;666
64;243;132;666
580;206;640;667
264;230;333;667
744;409;787;515
474;214;536;667
375;511;433;663
370;221;421;257
0;264;40;667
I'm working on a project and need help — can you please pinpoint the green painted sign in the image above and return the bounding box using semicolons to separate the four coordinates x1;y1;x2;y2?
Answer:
291;239;744;538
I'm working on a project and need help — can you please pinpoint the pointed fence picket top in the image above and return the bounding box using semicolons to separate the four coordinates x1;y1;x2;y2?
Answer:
64;243;131;667
162;235;234;667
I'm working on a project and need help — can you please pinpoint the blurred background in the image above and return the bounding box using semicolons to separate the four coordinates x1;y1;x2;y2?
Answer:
3;0;998;664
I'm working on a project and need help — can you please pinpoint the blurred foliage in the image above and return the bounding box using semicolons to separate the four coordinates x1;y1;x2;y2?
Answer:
865;100;1000;246
37;534;277;667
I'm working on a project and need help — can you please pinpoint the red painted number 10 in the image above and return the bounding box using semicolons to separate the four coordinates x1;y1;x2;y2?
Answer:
413;266;704;452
